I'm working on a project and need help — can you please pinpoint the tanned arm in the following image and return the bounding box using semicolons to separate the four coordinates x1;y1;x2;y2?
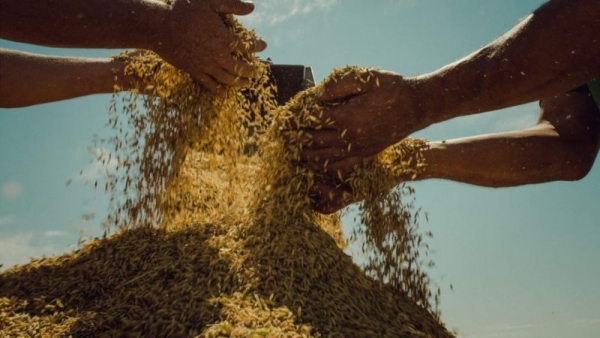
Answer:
0;48;134;108
0;0;168;51
420;0;600;125
309;86;600;214
421;87;600;187
0;0;266;91
301;0;600;170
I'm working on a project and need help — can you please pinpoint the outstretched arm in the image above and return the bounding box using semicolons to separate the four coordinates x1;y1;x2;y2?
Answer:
0;0;267;91
419;0;600;125
301;0;600;169
0;0;167;49
421;88;600;187
0;49;135;108
310;86;600;214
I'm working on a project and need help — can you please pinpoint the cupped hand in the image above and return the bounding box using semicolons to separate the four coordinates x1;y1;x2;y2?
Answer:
308;162;423;214
309;181;354;214
111;49;152;90
157;0;267;93
299;69;426;174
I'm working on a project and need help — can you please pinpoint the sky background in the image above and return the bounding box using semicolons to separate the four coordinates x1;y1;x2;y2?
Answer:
1;1;599;337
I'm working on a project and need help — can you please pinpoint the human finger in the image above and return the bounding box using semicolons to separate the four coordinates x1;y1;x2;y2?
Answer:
301;146;348;165
309;182;354;214
207;66;251;87
313;100;358;130
304;129;346;149
277;108;331;131
195;72;226;95
234;37;268;54
309;156;364;178
211;0;255;16
325;156;365;175
318;72;368;102
219;56;259;79
280;128;313;148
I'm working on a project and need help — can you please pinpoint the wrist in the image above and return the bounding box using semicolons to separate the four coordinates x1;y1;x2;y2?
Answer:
419;141;444;180
408;73;457;127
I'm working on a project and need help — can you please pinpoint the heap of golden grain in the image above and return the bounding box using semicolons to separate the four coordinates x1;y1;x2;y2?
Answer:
0;14;453;338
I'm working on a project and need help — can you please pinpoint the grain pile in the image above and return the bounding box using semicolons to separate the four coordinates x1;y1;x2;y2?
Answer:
0;14;453;338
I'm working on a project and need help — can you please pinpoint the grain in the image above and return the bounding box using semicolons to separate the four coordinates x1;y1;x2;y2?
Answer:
0;14;453;338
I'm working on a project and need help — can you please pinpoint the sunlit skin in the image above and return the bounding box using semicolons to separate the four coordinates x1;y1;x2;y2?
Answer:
0;49;146;108
300;0;600;213
0;0;267;107
311;87;600;214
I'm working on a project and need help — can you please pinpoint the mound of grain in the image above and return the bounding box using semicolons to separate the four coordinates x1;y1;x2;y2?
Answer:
0;218;448;337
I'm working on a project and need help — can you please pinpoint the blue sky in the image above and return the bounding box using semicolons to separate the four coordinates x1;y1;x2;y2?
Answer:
1;1;599;337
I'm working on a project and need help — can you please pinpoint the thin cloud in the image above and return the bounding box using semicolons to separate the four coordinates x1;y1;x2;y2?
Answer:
1;181;22;199
0;215;16;227
571;317;600;327
240;0;339;26
0;231;79;271
0;233;59;271
44;230;68;237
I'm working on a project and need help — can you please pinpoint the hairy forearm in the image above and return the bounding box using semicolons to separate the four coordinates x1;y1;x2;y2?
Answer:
0;0;168;50
417;0;600;125
0;49;126;108
419;125;598;187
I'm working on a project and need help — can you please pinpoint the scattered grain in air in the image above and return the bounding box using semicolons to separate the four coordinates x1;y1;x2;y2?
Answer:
0;13;451;338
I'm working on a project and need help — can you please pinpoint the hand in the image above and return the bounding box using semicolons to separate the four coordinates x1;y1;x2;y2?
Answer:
309;168;420;214
110;50;150;91
309;181;354;214
299;69;426;174
156;0;267;93
306;137;429;214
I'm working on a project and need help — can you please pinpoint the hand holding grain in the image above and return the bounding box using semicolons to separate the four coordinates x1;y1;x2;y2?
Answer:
299;69;426;173
156;0;267;93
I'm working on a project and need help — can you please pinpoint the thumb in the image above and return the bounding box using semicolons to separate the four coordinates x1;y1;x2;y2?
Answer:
318;72;367;102
212;0;255;15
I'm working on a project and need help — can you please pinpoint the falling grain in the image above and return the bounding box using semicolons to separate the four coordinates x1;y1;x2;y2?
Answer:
0;14;451;338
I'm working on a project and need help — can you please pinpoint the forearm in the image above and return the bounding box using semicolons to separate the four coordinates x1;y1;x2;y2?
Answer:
0;49;127;108
0;0;168;50
416;0;600;125
418;126;598;187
